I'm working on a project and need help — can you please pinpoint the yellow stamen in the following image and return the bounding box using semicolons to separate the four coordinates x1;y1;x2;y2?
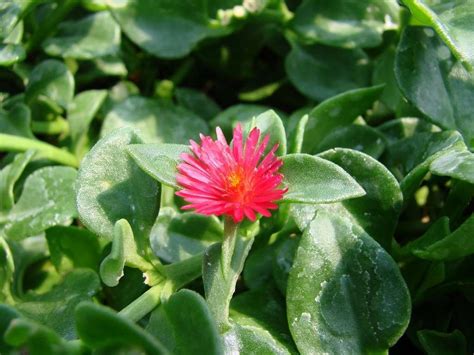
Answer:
228;170;243;188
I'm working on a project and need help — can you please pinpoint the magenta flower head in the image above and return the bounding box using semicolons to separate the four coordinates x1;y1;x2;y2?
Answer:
176;124;287;223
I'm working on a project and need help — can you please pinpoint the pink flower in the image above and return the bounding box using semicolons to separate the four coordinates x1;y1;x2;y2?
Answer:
176;124;286;223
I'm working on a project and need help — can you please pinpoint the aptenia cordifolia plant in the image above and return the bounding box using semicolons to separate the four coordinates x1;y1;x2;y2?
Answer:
1;0;474;354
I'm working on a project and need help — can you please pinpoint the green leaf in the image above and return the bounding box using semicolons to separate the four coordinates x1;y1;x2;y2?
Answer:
246;110;287;156
127;143;190;189
302;85;383;153
0;43;25;66
395;130;466;174
101;96;209;143
211;103;274;136
0;150;34;213
46;226;102;273
291;0;399;48
395;26;474;145
402;0;474;71
4;317;83;355
0;1;32;40
175;87;220;121
430;149;474;184
222;323;294;355
0;304;20;352
401;258;445;304
75;301;169;354
110;0;228;59
287;211;411;353
378;117;440;143
16;269;100;340
76;128;161;243
0;103;34;138
42;11;120;60
392;131;465;199
272;237;299;295
229;286;297;354
243;241;280;290
286;43;371;101
150;208;222;263
385;128;464;176
417;329;467;355
67;89;107;156
146;289;222;354
372;46;403;111
8;236;49;300
317;124;386;159
100;219;151;287
318;148;402;250
203;236;254;332
290;148;403;250
288;113;308;154
0;237;14;303
4;166;77;240
25;59;75;109
4;19;23;44
409;214;474;261
280;154;366;204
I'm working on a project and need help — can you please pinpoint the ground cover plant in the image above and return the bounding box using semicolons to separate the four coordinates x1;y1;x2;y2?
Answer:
0;0;474;353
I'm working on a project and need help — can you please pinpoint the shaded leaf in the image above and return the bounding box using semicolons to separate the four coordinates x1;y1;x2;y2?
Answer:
395;26;474;145
25;60;74;109
76;301;168;354
43;11;120;60
150;208;222;263
302;85;383;153
110;0;228;59
147;289;222;354
0;43;25;66
286;43;371;101
417;329;467;355
16;269;101;340
46;226;102;273
0;150;34;213
403;0;474;71
292;0;399;48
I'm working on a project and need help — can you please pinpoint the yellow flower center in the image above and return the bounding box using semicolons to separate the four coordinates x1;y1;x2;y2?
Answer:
228;170;242;188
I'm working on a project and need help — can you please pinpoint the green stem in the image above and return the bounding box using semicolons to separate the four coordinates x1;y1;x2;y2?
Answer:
0;134;78;167
26;0;79;52
119;284;164;322
163;253;203;289
160;185;175;209
170;58;194;86
221;216;239;277
31;117;69;135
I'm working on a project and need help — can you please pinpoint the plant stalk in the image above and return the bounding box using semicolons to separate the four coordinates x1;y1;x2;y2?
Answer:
221;216;239;277
119;283;164;322
0;134;78;167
